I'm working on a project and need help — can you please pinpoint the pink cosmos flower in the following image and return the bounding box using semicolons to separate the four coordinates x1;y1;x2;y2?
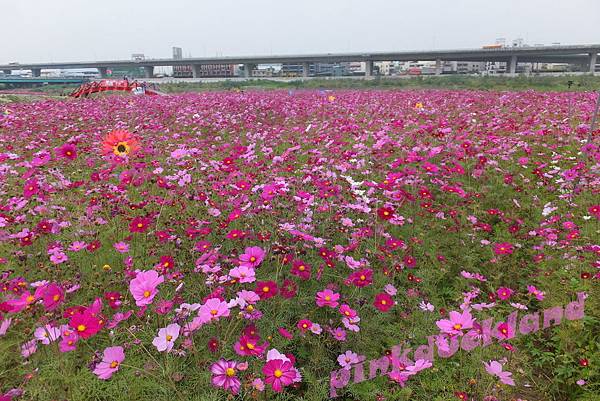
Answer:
152;323;180;352
21;340;37;358
239;246;265;268
0;318;12;336
297;319;313;333
234;334;268;357
406;359;433;375
59;332;78;352
129;216;152;233
251;378;265;391
315;289;340;308
69;241;87;251
129;270;164;307
497;287;513;300
229;265;256;283
290;259;311;280
337;350;359;369
339;304;357;319
41;283;64;311
93;346;125;380
55;143;77;160
496;322;515;339
49;252;68;264
23;179;39;199
69;310;102;339
331;327;347;341
210;359;241;394
262;359;296;392
198;298;230;324
527;285;545;300
483;360;515;386
374;292;394;312
278;327;293;340
436;309;474;336
113;242;130;253
34;325;61;345
493;242;514;255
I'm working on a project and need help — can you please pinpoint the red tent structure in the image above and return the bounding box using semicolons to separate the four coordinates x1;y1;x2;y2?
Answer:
69;79;164;98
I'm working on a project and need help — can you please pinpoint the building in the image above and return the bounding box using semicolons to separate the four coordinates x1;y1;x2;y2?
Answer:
172;47;183;60
173;64;235;78
281;62;352;77
170;47;234;77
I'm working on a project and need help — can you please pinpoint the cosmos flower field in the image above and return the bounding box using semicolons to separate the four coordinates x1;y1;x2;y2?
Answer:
0;89;599;401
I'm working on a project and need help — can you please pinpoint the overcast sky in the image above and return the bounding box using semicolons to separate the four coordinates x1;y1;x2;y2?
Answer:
1;0;599;63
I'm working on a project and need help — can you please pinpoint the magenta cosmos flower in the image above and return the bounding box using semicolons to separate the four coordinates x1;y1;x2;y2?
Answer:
152;323;180;352
493;242;514;255
315;289;340;308
210;359;241;394
239;246;265;268
496;287;513;300
262;359;296;392
373;292;394;312
436;309;474;336
93;346;125;380
129;270;164;307
55;143;77;160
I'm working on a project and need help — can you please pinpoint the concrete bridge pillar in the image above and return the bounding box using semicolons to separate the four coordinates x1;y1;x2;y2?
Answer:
588;52;597;74
507;55;517;75
365;60;373;77
97;67;108;78
435;58;442;75
31;68;42;77
143;66;154;78
243;63;254;78
302;62;310;78
192;64;202;78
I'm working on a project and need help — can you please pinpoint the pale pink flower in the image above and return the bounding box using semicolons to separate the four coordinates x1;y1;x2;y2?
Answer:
337;350;359;369
198;298;230;323
483;360;515;386
152;323;180;352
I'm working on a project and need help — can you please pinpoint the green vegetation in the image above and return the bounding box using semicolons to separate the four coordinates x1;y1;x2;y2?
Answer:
159;75;600;93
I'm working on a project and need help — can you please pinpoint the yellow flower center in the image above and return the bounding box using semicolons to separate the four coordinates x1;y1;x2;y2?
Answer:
325;296;331;301
210;309;218;315
274;369;283;378
166;335;173;341
226;368;235;377
262;286;270;293
360;275;366;281
453;323;462;330
53;294;60;301
113;142;130;156
143;290;151;297
77;324;86;332
246;343;255;350
250;256;256;262
110;361;119;369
